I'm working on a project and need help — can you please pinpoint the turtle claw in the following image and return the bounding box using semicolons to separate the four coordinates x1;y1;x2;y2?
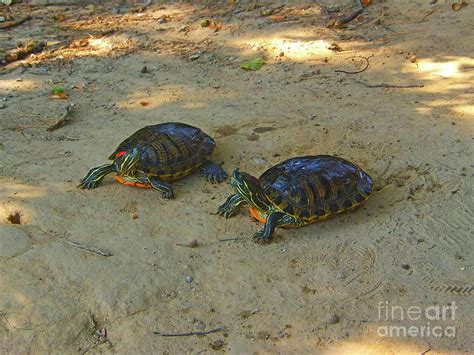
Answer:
217;208;232;218
162;191;174;200
78;164;115;190
253;230;272;244
78;179;99;189
201;161;227;184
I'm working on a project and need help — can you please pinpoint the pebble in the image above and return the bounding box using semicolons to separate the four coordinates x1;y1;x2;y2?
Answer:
186;276;193;284
0;102;5;109
326;313;340;324
401;264;410;270
188;239;198;248
189;54;201;61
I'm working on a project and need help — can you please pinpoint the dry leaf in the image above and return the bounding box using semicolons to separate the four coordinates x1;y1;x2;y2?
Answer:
50;93;68;100
452;1;468;11
270;15;286;21
328;43;344;52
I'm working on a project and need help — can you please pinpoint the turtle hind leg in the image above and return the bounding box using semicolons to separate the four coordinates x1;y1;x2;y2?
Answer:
148;176;174;199
254;212;296;243
200;161;227;184
78;164;115;189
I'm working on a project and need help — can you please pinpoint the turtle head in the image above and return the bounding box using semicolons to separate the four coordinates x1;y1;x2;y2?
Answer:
231;169;270;211
115;147;140;176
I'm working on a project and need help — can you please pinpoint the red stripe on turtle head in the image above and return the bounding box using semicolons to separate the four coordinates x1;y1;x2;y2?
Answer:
115;151;126;158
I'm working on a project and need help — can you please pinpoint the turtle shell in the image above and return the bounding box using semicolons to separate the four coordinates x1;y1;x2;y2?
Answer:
109;122;215;181
259;155;373;223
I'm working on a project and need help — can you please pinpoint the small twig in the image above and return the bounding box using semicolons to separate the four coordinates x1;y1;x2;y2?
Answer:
154;326;225;337
219;237;244;242
421;342;432;355
353;80;424;88
335;55;372;74
0;16;32;30
64;239;112;257
47;103;75;131
418;7;439;23
336;7;363;25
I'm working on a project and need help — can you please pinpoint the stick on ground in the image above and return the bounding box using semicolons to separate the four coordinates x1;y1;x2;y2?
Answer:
353;80;424;88
0;16;31;30
154;326;225;337
335;55;372;75
64;239;113;257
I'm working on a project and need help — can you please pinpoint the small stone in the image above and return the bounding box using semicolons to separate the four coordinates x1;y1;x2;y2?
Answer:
189;54;200;61
279;51;284;57
277;331;288;338
250;308;259;314
140;66;148;73
0;102;5;109
188;239;198;248
410;55;417;63
158;18;167;24
401;264;410;270
209;340;225;350
178;25;189;32
186;276;193;284
326;314;340;325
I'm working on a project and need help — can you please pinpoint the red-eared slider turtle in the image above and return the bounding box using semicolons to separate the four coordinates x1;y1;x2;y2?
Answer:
217;155;373;242
79;122;227;199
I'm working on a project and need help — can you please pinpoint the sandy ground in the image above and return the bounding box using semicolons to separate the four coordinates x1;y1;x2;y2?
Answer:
0;1;473;353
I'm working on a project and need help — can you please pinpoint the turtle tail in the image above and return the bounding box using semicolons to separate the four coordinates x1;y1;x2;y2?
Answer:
78;164;116;189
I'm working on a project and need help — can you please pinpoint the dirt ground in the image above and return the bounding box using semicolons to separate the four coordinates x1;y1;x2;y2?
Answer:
0;0;473;353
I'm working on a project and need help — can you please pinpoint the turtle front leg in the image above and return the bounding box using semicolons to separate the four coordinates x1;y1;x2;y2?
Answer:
217;194;246;218
254;212;296;243
78;164;116;189
200;161;227;184
148;176;174;199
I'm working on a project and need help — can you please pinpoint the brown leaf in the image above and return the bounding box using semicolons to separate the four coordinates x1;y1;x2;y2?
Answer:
452;1;468;11
328;43;344;52
49;93;68;100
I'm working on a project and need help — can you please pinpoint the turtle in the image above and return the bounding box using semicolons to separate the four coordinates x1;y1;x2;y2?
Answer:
217;155;373;242
78;122;227;198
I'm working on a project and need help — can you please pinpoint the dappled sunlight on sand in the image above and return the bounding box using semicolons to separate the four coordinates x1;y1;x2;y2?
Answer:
0;79;41;93
229;30;335;61
408;56;474;80
0;180;50;224
323;335;425;355
117;84;237;111
0;181;47;200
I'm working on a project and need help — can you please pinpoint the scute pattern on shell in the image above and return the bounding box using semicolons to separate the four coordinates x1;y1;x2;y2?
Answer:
259;155;373;222
109;122;215;181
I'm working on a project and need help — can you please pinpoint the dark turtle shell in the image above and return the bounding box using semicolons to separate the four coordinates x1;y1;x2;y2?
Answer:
259;155;373;223
109;122;215;181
